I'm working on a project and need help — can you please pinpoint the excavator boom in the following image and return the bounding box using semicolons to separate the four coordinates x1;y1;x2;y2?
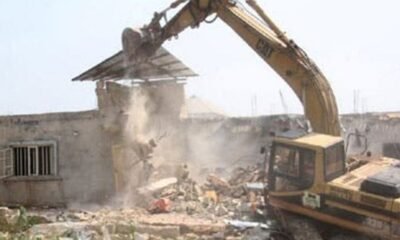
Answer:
124;0;340;136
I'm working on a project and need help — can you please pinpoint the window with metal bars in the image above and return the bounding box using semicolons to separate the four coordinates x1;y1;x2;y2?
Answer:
12;145;55;176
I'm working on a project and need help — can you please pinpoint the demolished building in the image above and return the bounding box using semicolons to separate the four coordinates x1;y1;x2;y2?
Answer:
2;43;400;209
0;47;196;207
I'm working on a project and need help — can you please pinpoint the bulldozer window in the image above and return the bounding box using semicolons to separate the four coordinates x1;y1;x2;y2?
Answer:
324;142;345;181
270;144;315;192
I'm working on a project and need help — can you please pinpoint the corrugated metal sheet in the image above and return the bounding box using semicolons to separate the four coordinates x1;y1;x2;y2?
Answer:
72;47;197;82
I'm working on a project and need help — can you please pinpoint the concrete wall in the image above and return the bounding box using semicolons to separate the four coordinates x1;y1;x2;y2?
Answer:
341;113;400;156
0;81;187;207
183;115;307;180
0;110;115;206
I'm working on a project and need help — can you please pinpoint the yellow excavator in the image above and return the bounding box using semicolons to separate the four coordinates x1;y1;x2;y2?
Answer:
122;0;400;239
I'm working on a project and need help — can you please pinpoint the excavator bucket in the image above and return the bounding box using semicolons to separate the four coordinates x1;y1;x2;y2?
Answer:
121;28;154;66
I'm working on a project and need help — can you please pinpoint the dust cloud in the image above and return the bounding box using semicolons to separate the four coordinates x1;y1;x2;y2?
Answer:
184;121;262;182
111;83;267;206
111;84;186;206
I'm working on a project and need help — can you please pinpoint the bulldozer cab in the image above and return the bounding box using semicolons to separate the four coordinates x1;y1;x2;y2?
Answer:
268;131;345;194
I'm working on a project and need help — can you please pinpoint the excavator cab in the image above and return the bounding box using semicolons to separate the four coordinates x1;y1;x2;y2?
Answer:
268;142;316;192
266;131;345;200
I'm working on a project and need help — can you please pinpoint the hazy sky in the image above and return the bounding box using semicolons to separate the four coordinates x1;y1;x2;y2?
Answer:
1;0;399;116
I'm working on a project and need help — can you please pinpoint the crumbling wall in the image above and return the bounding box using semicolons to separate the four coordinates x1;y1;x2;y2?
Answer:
183;115;307;181
109;81;187;205
0;80;189;207
0;111;115;206
342;114;400;157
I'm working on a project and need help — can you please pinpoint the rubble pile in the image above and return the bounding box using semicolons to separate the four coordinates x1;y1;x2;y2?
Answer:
0;206;225;239
134;164;273;239
0;165;272;239
144;164;265;219
0;165;380;239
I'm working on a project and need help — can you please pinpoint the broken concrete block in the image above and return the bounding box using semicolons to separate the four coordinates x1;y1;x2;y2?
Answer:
207;174;230;190
138;177;178;195
160;187;178;199
180;223;225;235
0;207;19;225
27;222;82;237
0;207;12;218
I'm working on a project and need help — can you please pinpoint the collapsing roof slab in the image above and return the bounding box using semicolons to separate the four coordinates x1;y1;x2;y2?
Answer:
72;47;198;82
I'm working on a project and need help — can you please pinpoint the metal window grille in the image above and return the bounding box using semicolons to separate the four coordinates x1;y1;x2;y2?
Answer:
12;145;54;176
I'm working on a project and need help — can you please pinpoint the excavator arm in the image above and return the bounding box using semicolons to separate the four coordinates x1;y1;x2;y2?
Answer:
124;0;340;136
